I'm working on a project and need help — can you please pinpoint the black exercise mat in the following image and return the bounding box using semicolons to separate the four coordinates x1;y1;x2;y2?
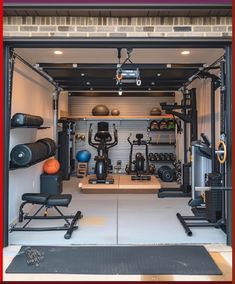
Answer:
6;245;222;275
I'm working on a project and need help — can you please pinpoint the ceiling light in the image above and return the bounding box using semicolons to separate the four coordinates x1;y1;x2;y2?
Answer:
54;50;63;55
148;88;152;91
86;82;91;86
118;91;123;96
90;88;93;91
151;82;155;86
157;73;161;77
81;73;85;77
181;50;190;55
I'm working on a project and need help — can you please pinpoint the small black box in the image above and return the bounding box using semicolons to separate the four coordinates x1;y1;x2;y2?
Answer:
40;171;63;195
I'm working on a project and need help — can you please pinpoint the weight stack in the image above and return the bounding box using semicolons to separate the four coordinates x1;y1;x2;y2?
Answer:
77;162;88;178
40;171;63;195
205;172;222;223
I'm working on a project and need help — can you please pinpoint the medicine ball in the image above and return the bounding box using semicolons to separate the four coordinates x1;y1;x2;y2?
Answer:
43;159;60;174
111;108;120;116
92;105;109;116
76;150;91;163
150;107;162;116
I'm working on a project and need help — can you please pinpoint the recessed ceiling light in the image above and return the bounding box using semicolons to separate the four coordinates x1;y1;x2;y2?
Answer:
181;50;190;55
86;82;91;86
151;82;155;86
54;50;63;55
148;88;152;91
90;88;93;91
81;73;85;77
118;91;123;96
157;73;161;77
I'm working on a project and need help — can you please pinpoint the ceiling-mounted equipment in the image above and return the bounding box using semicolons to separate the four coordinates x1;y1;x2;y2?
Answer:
116;48;141;87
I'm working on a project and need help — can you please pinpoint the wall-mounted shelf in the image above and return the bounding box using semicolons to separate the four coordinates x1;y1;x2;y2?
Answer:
9;154;55;171
60;115;173;121
11;126;50;130
147;129;175;132
149;160;175;163
149;142;176;146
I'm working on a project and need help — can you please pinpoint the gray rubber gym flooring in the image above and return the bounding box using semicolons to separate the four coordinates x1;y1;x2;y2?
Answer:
9;177;226;246
6;245;222;275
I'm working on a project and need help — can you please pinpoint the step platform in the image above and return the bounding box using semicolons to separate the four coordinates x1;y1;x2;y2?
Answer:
79;174;161;193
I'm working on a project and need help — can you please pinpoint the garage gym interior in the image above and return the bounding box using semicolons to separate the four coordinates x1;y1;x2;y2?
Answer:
8;46;230;246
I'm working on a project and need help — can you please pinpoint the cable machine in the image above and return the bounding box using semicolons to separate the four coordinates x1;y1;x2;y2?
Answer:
158;88;197;198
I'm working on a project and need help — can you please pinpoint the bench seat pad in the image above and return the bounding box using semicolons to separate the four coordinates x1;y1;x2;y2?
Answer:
22;193;49;204
47;194;72;207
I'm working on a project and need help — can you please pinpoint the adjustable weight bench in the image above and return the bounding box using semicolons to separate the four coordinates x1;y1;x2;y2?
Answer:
10;193;83;239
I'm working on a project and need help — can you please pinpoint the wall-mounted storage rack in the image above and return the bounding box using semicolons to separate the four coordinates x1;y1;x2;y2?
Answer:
60;115;173;121
11;126;50;130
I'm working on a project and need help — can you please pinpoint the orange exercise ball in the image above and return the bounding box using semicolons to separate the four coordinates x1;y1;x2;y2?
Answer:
43;159;60;174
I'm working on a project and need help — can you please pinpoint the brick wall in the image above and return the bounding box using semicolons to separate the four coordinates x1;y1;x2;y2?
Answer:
3;16;232;38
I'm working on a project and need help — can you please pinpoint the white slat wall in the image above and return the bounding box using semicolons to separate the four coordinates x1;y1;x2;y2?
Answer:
69;96;175;173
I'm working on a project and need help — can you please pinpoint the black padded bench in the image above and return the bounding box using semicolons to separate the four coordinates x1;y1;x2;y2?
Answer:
10;193;82;239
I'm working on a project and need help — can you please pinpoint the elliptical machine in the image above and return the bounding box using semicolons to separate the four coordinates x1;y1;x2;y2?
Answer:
88;122;118;184
126;133;151;181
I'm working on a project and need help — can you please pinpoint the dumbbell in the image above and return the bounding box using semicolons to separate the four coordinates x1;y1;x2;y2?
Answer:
169;153;176;161
164;153;171;161
159;153;165;161
149;164;156;174
148;153;155;161
154;153;160;161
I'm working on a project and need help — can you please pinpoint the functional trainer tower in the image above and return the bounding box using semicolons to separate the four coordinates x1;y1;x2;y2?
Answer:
176;60;229;236
158;88;197;198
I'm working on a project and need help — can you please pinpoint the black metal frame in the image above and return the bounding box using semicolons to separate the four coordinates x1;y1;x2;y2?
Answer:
176;49;232;241
10;200;82;239
37;62;204;92
3;37;232;247
127;133;151;178
88;123;118;184
176;186;232;237
158;88;197;198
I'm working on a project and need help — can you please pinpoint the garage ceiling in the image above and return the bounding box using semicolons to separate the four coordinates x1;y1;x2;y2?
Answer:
15;48;223;93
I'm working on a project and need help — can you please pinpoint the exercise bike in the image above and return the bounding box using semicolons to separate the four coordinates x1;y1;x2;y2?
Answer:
88;122;118;184
126;133;151;181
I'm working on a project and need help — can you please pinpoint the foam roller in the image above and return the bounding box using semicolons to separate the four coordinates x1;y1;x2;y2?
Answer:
11;113;43;127
10;138;56;166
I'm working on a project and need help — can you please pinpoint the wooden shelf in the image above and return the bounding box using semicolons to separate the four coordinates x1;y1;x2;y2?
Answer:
60;115;173;121
11;126;50;130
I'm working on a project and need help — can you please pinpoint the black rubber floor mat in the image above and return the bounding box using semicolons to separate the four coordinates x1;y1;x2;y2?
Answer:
6;245;222;275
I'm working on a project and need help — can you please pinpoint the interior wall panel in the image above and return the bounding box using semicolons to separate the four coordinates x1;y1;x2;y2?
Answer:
9;60;54;225
69;96;176;172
